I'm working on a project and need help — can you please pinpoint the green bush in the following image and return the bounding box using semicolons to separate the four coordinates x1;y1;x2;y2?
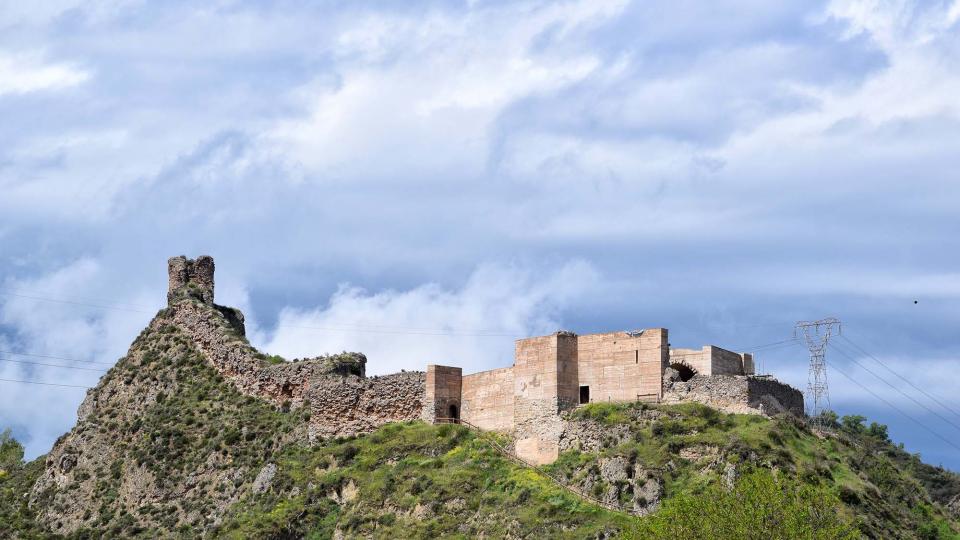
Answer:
639;469;859;539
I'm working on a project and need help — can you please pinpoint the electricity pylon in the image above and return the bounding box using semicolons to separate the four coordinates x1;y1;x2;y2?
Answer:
795;318;841;423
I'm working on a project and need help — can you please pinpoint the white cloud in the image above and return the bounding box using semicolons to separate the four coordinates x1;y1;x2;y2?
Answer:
269;0;620;179
256;260;599;375
0;258;156;457
0;51;89;96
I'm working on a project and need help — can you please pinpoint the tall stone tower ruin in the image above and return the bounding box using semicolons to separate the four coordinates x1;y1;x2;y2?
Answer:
167;255;215;305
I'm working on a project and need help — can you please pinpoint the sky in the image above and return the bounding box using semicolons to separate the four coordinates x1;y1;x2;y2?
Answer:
1;0;959;469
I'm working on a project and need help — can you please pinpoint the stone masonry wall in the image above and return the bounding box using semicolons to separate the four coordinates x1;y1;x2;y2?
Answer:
512;333;578;465
166;298;426;440
708;346;749;376
307;372;426;439
578;329;667;403
669;347;708;375
661;374;803;416
168;255;215;305
422;365;462;424
461;367;514;431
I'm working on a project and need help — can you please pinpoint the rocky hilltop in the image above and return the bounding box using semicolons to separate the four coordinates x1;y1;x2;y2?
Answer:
0;257;958;538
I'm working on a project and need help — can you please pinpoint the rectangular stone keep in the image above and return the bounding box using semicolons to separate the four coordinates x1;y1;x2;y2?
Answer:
577;329;667;403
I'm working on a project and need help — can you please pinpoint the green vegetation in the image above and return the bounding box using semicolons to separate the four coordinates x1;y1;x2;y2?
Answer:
2;302;957;538
556;402;960;539
0;429;46;539
640;469;859;539
215;422;637;539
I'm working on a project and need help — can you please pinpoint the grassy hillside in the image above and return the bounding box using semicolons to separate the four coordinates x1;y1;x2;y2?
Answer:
1;305;958;538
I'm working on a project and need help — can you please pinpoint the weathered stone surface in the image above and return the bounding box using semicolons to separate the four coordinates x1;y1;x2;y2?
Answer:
661;374;803;416
252;463;277;494
166;298;426;439
559;419;633;454
167;255;215;305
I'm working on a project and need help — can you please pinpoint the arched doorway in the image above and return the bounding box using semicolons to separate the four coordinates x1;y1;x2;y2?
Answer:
669;362;697;382
448;404;459;423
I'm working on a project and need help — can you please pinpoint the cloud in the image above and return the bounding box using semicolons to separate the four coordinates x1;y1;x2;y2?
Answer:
0;51;88;96
0;257;156;458
1;0;959;469
257;260;600;375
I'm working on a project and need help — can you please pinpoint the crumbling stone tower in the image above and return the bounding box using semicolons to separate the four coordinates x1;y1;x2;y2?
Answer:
167;255;215;305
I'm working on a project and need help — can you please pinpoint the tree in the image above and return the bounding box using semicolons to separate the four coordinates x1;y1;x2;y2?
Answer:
867;422;889;442
0;428;25;474
638;469;859;539
841;415;867;434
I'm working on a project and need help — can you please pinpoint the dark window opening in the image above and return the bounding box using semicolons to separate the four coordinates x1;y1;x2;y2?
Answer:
670;363;697;382
280;383;293;398
579;385;590;404
635;350;638;364
448;404;459;422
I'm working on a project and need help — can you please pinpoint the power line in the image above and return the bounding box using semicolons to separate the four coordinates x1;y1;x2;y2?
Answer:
0;290;155;314
0;287;157;311
838;334;960;422
0;377;91;389
828;342;960;436
274;323;517;338
827;360;960;454
0;357;108;372
0;350;116;366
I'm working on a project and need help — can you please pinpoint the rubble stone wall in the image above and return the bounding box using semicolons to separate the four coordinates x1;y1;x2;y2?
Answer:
167;298;426;440
168;255;215;305
662;374;803;416
307;372;426;439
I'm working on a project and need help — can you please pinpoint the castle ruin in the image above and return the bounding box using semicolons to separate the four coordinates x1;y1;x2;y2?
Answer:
165;256;802;465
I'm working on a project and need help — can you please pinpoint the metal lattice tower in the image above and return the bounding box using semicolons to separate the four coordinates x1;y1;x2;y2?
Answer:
795;318;841;421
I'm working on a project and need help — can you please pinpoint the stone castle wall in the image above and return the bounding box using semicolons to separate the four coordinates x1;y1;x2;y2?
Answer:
164;256;804;463
165;257;427;441
661;374;803;416
461;367;514;431
167;299;427;440
577;329;667;403
422;365;462;424
512;333;579;465
308;372;426;439
669;345;752;377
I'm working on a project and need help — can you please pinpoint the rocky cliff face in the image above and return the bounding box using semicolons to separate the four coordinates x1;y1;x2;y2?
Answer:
30;315;310;535
26;293;426;536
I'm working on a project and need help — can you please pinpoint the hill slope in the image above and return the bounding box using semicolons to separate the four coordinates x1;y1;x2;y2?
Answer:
1;300;958;538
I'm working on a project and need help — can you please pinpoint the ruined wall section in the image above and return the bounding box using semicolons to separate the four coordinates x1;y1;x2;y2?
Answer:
662;374;803;416
422;365;462;424
578;329;667;403
461;367;514;431
307;372;426;440
165;298;426;439
168;255;215;305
